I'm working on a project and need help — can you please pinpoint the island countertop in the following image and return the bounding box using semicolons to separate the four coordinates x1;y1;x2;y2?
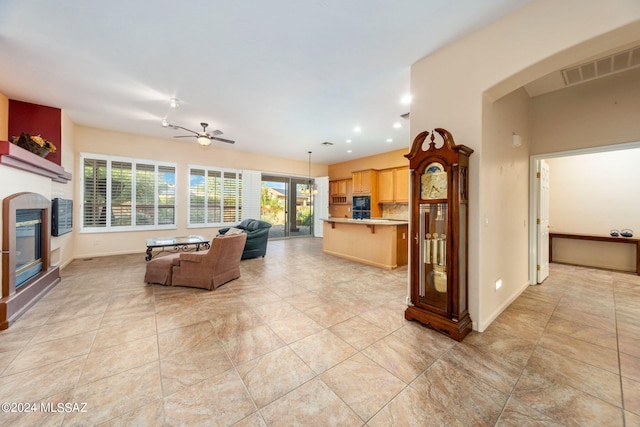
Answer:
322;218;408;269
322;218;408;225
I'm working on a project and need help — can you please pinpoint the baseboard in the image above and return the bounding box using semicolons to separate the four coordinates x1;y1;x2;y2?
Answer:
476;279;530;332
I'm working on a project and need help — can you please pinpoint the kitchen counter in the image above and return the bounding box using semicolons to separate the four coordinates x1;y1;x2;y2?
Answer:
322;218;408;269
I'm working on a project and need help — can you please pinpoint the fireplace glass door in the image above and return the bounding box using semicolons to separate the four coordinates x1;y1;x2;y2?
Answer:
15;209;43;288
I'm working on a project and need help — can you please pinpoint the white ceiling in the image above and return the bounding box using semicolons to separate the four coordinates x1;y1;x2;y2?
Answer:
0;0;532;164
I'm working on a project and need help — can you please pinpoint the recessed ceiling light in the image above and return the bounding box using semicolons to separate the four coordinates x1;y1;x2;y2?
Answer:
161;119;170;127
393;122;402;129
346;139;352;143
347;150;352;153
169;97;179;109
386;139;393;143
354;126;361;133
401;94;412;104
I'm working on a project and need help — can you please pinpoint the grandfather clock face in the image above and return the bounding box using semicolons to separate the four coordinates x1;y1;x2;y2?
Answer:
421;162;447;200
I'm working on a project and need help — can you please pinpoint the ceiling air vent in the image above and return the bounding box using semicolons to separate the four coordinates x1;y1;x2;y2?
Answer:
562;45;640;86
321;141;333;146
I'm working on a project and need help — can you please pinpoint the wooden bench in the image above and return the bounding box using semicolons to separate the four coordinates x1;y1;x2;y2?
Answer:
549;232;640;275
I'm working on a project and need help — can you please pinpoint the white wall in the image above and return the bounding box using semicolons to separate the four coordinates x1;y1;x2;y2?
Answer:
545;148;640;271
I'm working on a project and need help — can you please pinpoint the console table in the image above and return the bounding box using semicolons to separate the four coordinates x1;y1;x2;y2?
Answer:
145;235;210;261
549;232;640;275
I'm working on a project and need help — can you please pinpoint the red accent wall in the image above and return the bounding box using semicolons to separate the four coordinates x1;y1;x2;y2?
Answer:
8;100;61;166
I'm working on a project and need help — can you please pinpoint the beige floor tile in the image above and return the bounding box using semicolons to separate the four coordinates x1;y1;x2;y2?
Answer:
495;397;566;426
92;315;157;351
412;357;509;426
304;303;356;328
236;346;315;408
221;324;286;365
0;356;84;403
209;308;265;339
526;346;622;406
513;368;624;426
328;315;388;350
79;335;159;386
367;385;463;427
157;320;218;359
268;311;323;344
362;333;436;384
29;313;103;344
539;330;619;374
438;342;522;395
251;300;300;323
621;352;640;382
320;352;406;421
623;377;640;416
289;329;357;374
1;242;634;426
4;330;96;375
99;399;165;426
260;378;362;427
66;361;163;425
164;368;256;426
160;337;233;396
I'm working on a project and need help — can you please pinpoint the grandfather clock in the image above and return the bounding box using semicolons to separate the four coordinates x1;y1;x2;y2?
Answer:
404;128;473;341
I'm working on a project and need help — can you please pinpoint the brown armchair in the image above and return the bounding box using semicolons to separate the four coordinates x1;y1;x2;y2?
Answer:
149;233;246;290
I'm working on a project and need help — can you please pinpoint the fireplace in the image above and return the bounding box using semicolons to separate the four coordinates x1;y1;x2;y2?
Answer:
1;192;60;329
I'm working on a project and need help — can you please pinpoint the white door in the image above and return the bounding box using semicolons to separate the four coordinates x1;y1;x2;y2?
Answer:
314;176;329;237
537;160;550;283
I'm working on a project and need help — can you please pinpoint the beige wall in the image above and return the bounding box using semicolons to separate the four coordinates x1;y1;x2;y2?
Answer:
531;67;640;155
73;126;328;258
411;0;640;331
328;148;408;180
480;88;531;325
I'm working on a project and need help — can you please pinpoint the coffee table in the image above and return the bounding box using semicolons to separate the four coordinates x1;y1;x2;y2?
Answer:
145;235;210;261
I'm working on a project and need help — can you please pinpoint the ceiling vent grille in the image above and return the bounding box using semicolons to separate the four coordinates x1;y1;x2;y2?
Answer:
562;46;640;86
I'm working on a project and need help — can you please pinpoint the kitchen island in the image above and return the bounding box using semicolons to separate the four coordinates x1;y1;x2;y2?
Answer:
322;218;409;270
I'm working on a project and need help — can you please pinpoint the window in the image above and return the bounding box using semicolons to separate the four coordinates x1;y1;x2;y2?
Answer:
189;166;242;226
81;154;176;232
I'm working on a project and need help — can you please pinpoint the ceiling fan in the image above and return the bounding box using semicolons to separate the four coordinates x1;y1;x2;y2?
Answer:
165;121;235;146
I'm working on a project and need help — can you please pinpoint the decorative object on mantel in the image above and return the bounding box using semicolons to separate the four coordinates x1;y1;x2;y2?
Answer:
621;229;634;238
610;229;620;237
11;132;57;157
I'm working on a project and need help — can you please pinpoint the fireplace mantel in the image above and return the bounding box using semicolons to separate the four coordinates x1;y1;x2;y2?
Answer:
0;141;71;183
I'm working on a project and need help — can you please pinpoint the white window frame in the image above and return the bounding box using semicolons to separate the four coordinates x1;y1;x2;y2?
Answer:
79;153;177;233
188;165;243;228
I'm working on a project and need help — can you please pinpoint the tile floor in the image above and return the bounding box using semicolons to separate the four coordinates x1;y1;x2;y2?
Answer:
0;237;639;426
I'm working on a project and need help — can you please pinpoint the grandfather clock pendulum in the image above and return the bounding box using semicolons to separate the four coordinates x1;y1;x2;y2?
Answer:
404;128;473;341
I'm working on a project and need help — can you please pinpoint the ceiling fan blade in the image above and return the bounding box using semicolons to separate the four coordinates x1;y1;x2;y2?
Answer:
173;135;195;138
211;136;235;144
171;125;198;135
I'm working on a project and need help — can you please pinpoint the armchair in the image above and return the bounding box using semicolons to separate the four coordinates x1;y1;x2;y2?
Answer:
218;219;272;260
170;233;247;290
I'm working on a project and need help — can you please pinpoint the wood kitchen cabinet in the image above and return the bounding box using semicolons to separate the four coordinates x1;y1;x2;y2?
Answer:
329;179;351;204
352;169;377;195
378;167;409;203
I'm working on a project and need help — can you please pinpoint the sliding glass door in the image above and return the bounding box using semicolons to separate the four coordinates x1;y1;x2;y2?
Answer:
261;175;314;239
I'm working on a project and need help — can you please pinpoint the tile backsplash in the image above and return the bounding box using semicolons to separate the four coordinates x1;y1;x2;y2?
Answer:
382;203;408;220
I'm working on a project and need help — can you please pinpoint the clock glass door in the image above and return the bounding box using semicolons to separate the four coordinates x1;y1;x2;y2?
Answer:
418;202;448;313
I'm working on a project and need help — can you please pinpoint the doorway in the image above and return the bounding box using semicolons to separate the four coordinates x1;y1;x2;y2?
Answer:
528;141;640;285
261;175;314;239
